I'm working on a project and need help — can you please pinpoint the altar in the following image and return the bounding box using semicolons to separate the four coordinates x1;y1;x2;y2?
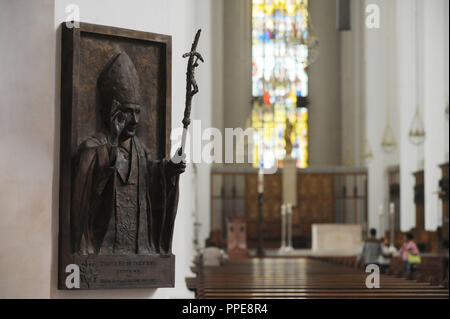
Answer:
257;223;362;257
312;224;362;255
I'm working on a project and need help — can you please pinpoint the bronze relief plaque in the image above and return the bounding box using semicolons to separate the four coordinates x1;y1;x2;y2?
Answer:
58;23;185;289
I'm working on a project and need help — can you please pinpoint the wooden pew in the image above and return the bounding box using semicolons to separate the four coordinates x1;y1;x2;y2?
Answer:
323;254;449;286
389;254;449;285
193;258;448;299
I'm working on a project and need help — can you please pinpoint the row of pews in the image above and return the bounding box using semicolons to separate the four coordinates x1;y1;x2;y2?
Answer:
320;254;449;287
187;257;449;299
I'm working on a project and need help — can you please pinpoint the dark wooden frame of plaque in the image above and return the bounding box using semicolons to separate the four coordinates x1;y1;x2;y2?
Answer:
58;22;174;290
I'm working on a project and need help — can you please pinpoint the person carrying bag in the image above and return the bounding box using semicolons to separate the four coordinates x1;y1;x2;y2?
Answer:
400;232;420;275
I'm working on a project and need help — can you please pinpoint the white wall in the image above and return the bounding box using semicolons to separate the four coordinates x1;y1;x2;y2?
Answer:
53;0;205;299
0;0;55;299
0;0;214;299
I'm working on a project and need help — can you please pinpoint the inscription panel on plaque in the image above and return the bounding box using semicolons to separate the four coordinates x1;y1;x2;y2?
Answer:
73;255;174;289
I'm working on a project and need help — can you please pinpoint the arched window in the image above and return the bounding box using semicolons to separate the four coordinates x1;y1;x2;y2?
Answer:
251;0;315;169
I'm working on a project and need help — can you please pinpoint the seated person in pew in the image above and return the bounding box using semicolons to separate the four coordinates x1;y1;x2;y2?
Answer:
377;238;398;273
202;240;228;267
357;228;383;269
399;232;420;275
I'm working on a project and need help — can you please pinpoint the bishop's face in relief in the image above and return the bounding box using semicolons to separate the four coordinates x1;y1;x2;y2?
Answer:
71;51;185;256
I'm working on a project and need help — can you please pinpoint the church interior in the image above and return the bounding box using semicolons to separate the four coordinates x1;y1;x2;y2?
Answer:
0;0;449;299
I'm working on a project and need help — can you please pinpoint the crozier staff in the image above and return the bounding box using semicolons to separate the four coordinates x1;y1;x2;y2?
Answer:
177;29;204;159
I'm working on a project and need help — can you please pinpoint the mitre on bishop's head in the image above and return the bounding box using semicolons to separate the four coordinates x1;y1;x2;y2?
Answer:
97;51;142;110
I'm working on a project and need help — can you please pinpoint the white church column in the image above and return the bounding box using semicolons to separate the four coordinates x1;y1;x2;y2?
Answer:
445;0;450;163
223;0;252;130
340;0;365;168
308;0;342;166
396;0;418;231
422;0;449;230
193;0;219;250
363;0;399;233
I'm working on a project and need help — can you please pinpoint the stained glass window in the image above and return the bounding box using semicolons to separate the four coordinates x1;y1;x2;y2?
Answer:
251;0;311;169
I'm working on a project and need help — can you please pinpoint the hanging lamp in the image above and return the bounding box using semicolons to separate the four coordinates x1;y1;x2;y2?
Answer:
362;137;374;162
381;6;397;154
408;106;426;145
381;123;397;153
